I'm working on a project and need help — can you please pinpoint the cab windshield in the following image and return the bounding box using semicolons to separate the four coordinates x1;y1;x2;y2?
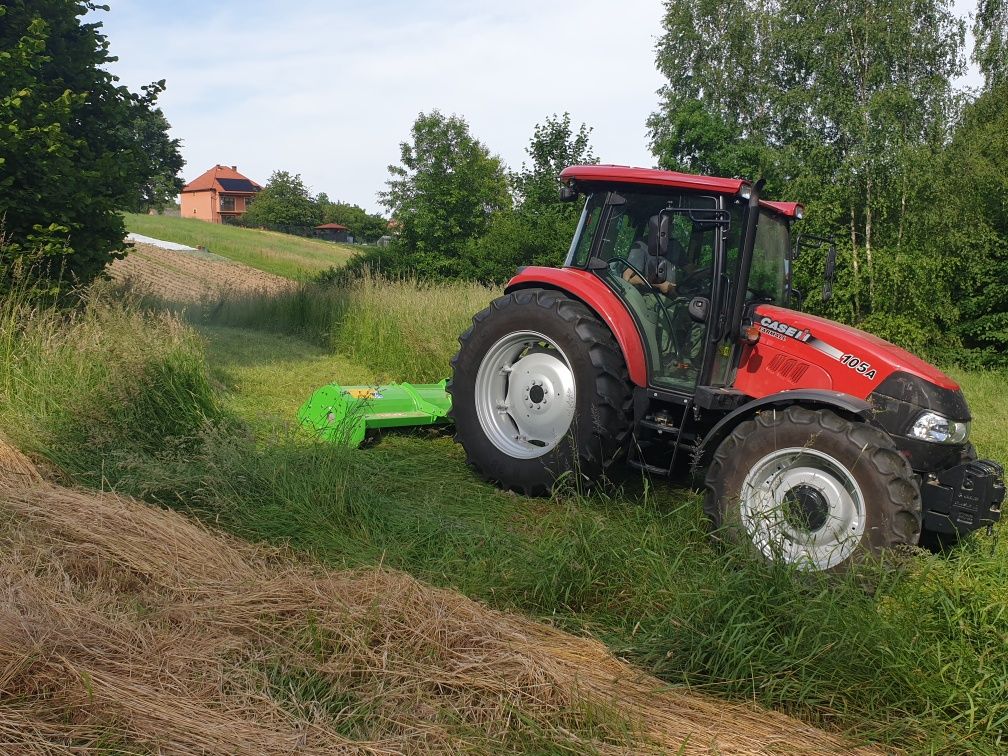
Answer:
747;212;790;306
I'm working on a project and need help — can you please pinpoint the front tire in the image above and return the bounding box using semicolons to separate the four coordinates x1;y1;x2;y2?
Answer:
449;288;632;495
704;405;922;571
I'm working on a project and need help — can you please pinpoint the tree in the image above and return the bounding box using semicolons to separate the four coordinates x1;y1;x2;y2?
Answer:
240;171;321;228
0;1;185;289
778;0;964;322
511;113;596;210
648;0;966;347
317;198;387;243
974;0;1008;88
380;111;509;277
938;81;1008;357
647;0;784;187
463;113;598;283
127;88;185;212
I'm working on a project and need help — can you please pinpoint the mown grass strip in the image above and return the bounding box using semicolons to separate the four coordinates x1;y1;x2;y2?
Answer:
123;213;356;279
194;272;494;382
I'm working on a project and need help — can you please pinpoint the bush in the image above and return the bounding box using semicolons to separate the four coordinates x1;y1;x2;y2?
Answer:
460;207;577;283
0;3;182;289
322;243;417;283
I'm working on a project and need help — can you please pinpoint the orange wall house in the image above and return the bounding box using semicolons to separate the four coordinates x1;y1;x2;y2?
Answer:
180;165;262;223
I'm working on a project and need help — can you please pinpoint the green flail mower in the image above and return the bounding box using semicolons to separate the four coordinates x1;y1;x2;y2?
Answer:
298;381;452;448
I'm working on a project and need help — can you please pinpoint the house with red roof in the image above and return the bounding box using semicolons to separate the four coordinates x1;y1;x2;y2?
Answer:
180;165;262;224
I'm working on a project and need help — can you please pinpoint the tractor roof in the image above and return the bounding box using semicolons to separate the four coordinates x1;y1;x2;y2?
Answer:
559;165;803;219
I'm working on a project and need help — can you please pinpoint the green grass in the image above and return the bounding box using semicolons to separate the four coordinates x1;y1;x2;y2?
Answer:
0;283;219;482
200;325;373;421
5;278;1008;752
124;213;357;279
196;272;494;382
948;366;1008;466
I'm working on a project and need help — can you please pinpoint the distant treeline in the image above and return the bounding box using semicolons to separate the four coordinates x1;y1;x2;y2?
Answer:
233;172;389;244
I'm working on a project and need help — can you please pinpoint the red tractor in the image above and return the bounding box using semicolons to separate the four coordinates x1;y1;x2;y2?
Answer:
449;164;1004;571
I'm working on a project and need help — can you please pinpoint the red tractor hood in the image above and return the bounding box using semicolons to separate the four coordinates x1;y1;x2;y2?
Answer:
735;305;958;401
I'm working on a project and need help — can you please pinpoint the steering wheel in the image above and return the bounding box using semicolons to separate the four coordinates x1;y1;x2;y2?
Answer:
674;265;714;297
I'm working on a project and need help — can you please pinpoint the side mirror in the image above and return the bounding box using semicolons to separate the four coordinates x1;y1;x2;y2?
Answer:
558;184;578;202
647;213;669;258
823;244;837;303
795;231;838;305
644;257;668;285
688;296;710;323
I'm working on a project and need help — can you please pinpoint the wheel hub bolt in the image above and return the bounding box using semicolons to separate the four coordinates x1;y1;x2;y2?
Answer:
525;380;548;409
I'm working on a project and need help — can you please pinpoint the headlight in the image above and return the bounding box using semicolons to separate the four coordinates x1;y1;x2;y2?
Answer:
909;412;970;444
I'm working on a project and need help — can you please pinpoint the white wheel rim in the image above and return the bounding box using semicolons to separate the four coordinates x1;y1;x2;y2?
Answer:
474;331;576;459
739;447;866;571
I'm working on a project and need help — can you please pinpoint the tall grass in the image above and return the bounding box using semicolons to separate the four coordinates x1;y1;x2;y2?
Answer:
5;279;1008;751
200;271;493;382
0;282;220;483
948;366;1008;467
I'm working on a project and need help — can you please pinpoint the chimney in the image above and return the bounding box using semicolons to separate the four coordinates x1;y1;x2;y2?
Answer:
231;165;237;171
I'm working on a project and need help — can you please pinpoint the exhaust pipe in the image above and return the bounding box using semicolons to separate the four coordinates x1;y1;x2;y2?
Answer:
730;179;765;341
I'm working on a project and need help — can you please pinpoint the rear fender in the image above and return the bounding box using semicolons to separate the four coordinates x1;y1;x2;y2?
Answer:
506;266;648;386
694;390;879;469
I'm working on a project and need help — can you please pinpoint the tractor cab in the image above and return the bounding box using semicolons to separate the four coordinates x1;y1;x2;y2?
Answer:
560;165;802;395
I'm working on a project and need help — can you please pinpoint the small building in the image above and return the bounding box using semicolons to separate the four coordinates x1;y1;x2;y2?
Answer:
315;223;350;243
180;165;262;224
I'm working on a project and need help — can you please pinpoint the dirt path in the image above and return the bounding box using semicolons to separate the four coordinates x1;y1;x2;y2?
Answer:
110;242;292;303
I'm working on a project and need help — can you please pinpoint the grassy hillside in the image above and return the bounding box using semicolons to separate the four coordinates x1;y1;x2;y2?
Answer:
124;213;356;279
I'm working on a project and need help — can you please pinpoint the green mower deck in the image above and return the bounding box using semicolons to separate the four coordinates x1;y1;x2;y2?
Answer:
298;380;452;447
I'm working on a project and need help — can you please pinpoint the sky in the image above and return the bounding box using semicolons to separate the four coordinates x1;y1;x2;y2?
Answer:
97;1;984;215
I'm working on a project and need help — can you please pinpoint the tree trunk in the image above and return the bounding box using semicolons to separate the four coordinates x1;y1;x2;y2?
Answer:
898;173;907;250
865;174;874;310
850;204;861;317
861;1;874;313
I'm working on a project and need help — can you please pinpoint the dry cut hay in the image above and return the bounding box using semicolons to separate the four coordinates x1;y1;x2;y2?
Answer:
0;434;41;490
0;464;881;754
109;242;293;304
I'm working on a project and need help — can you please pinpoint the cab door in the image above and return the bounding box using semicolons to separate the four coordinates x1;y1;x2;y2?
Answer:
588;191;722;392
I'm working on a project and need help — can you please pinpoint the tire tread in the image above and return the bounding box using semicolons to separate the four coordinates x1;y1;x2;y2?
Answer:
703;406;922;569
448;288;633;495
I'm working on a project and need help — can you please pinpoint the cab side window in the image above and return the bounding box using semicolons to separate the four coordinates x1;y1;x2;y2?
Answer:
569;194;606;266
747;217;789;306
597;210;635;264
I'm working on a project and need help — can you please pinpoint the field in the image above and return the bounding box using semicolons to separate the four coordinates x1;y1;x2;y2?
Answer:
3;222;1008;753
124;213;357;278
110;242;292;303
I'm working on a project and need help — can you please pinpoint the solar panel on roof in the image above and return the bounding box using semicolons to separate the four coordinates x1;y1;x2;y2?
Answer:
217;178;257;192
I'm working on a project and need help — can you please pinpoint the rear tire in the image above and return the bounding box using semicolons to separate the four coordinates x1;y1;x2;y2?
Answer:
704;405;922;571
449;288;633;495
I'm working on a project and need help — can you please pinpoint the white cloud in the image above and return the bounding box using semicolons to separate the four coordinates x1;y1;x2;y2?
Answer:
99;1;983;213
100;1;665;213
